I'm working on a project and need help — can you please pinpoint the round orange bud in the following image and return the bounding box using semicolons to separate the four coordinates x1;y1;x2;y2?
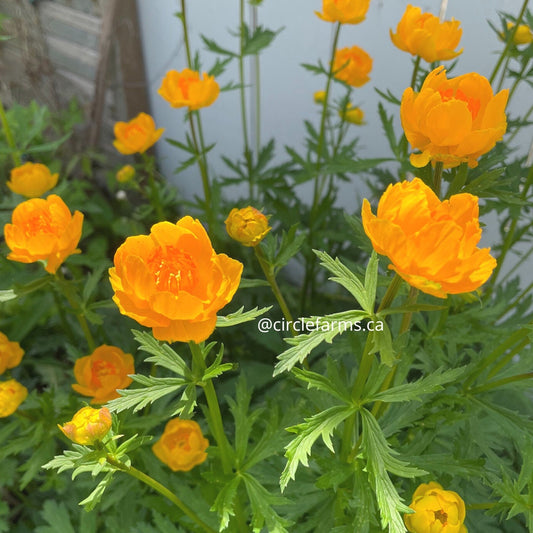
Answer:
333;46;372;87
7;162;59;198
58;406;112;445
225;206;271;247
113;112;164;155
158;69;220;110
0;379;28;417
4;194;84;274
152;418;209;472
0;332;24;375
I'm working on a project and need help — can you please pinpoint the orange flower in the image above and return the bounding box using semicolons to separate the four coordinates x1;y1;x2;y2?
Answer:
391;5;463;63
0;379;28;417
72;345;134;404
405;482;468;533
0;332;24;375
339;103;365;125
4;194;84;274
225;206;271;247
362;178;496;298
113;112;164;155
7;162;59;198
401;66;509;168
152;418;209;471
58;406;112;446
333;46;372;87
315;0;370;25
109;216;243;343
158;69;220;110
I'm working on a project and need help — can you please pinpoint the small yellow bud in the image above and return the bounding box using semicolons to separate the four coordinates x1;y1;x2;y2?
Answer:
116;164;136;183
314;90;326;104
58;406;112;445
339;103;365;125
0;379;28;417
225;206;271;247
507;21;533;45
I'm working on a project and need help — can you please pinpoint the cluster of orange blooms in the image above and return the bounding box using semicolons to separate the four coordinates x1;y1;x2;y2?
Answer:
2;0;522;516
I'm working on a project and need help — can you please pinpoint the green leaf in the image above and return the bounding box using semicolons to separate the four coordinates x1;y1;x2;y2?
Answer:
242;24;283;56
369;323;396;366
203;345;235;380
0;275;51;302
273;225;307;272
291;367;351;403
364;251;379;310
201;35;237;57
280;405;356;491
79;472;114;511
238;278;270;288
216;306;271;327
171;382;197;418
360;409;426;533
35;501;75;533
211;476;242;530
365;367;466;404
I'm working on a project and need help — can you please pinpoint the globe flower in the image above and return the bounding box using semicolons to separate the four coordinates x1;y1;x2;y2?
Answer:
333;46;372;87
362;178;497;298
339;103;365;125
109;216;243;343
72;345;134;404
404;482;468;533
314;90;326;104
152;418;209;472
158;69;220;110
0;379;28;417
401;66;509;168
0;332;24;375
4;194;84;274
391;5;463;63
116;164;136;183
225;206;271;247
7;162;59;198
113;112;164;155
58;406;112;446
506;22;533;45
315;0;370;25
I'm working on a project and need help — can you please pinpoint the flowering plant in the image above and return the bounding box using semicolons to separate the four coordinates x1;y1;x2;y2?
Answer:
1;2;532;533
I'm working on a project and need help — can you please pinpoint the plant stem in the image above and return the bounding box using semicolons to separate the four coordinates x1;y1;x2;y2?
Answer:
466;502;497;511
142;153;164;221
469;372;533;395
180;0;193;68
189;342;233;476
433;161;444;197
254;245;296;335
410;55;421;90
378;273;404;313
106;455;215;533
489;0;529;85
300;22;342;314
0;96;21;167
252;5;261;163
507;58;531;104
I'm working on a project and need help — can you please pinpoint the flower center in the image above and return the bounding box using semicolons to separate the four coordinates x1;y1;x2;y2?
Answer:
170;428;192;452
439;88;481;120
91;360;117;387
434;509;448;525
25;211;54;236
178;75;198;99
147;246;197;293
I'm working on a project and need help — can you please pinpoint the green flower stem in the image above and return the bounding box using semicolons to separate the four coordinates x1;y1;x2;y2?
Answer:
252;5;261;162
410;55;421;90
300;22;342;314
486;337;530;380
106;455;215;533
0;96;20;167
254;245;296;336
469;372;533;395
141;153;164;221
463;325;532;389
377;273;404;313
489;0;529;85
54;272;96;352
466;502;497;511
189;342;233;476
488;166;533;291
180;0;193;68
433;161;444;197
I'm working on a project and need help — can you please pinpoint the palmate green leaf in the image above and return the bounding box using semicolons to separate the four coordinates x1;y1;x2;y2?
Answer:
360;409;426;533
365;367;466;404
241;23;283;56
291;367;351;403
107;375;187;413
273;310;368;375
35;501;76;533
203;344;235;380
132;330;191;378
201;35;237;57
216;305;271;327
273;224;307;271
170;382;197;418
79;472;114;511
280;404;356;491
242;472;292;532
369;323;396;367
211;476;242;530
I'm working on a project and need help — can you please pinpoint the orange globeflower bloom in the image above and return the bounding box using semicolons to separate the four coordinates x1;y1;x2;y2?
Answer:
72;345;134;404
0;332;24;375
391;5;463;63
109;216;243;343
4;195;84;274
152;418;209;472
225;206;271;247
113;112;164;155
158;69;220;111
58;406;112;446
362;178;496;298
401;66;509;168
405;482;468;533
0;379;28;417
333;46;372;87
7;162;59;198
506;22;533;45
315;0;370;25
